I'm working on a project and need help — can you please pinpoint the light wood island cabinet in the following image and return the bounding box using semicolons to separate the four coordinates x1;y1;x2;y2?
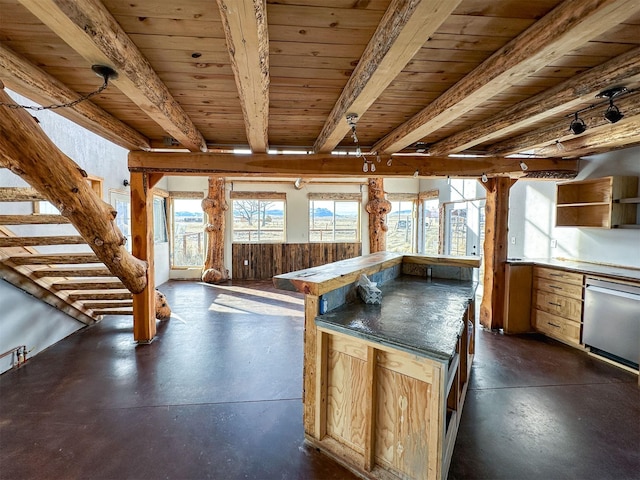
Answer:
274;253;480;480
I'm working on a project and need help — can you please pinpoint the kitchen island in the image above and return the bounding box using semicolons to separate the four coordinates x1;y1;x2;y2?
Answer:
274;253;479;480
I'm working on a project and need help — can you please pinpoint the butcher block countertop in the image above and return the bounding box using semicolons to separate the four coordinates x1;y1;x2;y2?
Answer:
316;276;477;362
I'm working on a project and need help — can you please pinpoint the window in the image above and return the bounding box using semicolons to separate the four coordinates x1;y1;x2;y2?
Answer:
386;198;417;253
419;190;440;255
110;191;131;252
232;197;285;243
171;197;205;267
309;199;360;242
153;196;168;244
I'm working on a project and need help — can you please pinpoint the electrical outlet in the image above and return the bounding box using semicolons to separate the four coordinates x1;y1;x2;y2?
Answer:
550;239;558;248
510;236;516;245
243;259;249;266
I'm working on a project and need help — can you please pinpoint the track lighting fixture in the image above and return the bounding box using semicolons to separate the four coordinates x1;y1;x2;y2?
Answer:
569;112;587;135
519;161;528;172
597;86;627;124
604;98;624;123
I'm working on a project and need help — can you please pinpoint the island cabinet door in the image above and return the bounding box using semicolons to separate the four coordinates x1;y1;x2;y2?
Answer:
314;330;445;480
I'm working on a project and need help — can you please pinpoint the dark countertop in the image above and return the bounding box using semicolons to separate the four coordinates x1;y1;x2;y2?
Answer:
506;258;640;282
315;276;477;362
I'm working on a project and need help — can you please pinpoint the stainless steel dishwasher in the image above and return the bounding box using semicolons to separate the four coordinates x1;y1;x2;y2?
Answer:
583;278;640;369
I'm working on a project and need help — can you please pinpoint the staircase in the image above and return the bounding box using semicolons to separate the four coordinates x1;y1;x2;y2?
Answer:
0;186;133;324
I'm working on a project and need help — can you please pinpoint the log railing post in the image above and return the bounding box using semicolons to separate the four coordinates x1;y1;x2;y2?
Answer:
479;177;516;330
130;171;156;343
202;177;229;283
366;178;391;253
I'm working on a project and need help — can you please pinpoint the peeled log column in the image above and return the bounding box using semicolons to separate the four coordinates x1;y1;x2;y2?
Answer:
366;178;391;253
0;85;147;293
201;177;229;283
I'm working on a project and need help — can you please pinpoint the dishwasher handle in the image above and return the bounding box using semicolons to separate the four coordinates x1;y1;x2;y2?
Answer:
586;285;640;302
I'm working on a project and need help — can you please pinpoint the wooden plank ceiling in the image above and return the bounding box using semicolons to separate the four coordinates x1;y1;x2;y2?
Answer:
1;0;639;165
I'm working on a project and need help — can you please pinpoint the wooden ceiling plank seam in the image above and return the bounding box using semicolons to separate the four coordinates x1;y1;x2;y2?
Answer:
429;45;640;155
0;41;150;151
372;0;640;155
17;0;208;152
217;0;269;153
313;0;464;154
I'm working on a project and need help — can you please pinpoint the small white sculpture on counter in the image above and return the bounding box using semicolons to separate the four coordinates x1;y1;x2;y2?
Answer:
356;274;382;305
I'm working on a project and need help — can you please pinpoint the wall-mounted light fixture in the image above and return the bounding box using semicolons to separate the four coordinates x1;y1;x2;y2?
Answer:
481;173;488;183
123;179;130;187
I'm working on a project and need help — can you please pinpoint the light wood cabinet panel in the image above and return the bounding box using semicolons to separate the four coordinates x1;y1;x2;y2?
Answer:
534;290;582;322
533;310;581;345
534;267;583;286
534;276;583;300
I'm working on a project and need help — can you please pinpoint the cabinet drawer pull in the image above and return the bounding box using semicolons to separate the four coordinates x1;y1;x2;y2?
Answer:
549;273;564;277
548;302;562;307
547;322;561;328
549;285;563;290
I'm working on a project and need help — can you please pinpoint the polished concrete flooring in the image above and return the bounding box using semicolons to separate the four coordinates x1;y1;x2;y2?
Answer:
0;280;638;480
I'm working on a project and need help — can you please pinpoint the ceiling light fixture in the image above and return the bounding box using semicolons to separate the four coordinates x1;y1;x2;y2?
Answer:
519;161;528;171
597;86;627;124
481;173;488;183
0;65;117;111
569;112;587;135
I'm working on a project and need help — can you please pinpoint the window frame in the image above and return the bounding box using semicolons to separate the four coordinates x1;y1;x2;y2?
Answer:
231;191;287;244
169;192;205;269
308;194;361;243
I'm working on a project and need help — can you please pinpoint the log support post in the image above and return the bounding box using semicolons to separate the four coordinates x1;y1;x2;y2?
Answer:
202;177;229;283
131;171;156;343
479;177;516;330
366;178;391;253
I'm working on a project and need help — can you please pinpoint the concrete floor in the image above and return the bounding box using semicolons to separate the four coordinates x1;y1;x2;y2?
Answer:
0;279;638;479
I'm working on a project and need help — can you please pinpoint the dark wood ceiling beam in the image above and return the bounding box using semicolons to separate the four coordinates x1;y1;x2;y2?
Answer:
128;151;578;178
18;0;207;152
429;46;640;155
216;0;269;153
372;0;640;154
313;0;462;154
488;93;640;156
0;43;151;151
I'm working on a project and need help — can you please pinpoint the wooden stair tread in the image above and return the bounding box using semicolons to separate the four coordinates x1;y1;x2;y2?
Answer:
93;308;133;316
80;300;133;309
68;291;133;301
52;279;124;290
0;187;45;202
32;267;113;278
7;253;101;265
0;214;69;225
0;235;86;247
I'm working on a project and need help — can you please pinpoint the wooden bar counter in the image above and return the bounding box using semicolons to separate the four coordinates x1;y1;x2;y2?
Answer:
274;253;480;480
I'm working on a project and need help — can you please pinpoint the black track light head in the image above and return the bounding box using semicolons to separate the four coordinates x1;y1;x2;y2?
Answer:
569;112;587;135
604;100;624;123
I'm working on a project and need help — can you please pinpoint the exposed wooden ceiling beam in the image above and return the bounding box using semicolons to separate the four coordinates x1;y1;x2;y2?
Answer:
0;43;150;151
128;151;578;178
547;113;640;158
18;0;207;152
428;46;640;156
313;0;462;153
216;0;269;153
488;93;640;156
372;0;640;154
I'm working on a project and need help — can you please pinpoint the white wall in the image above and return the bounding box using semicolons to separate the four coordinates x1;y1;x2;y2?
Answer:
508;146;640;268
0;280;83;374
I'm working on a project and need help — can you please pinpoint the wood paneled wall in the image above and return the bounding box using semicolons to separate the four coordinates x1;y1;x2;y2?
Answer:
232;243;361;280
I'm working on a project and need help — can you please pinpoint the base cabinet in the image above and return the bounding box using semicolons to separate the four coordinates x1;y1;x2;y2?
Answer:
531;267;584;346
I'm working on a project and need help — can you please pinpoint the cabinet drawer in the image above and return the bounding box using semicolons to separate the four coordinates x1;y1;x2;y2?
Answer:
534;290;582;321
534;267;583;286
534;310;581;344
533;277;583;300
